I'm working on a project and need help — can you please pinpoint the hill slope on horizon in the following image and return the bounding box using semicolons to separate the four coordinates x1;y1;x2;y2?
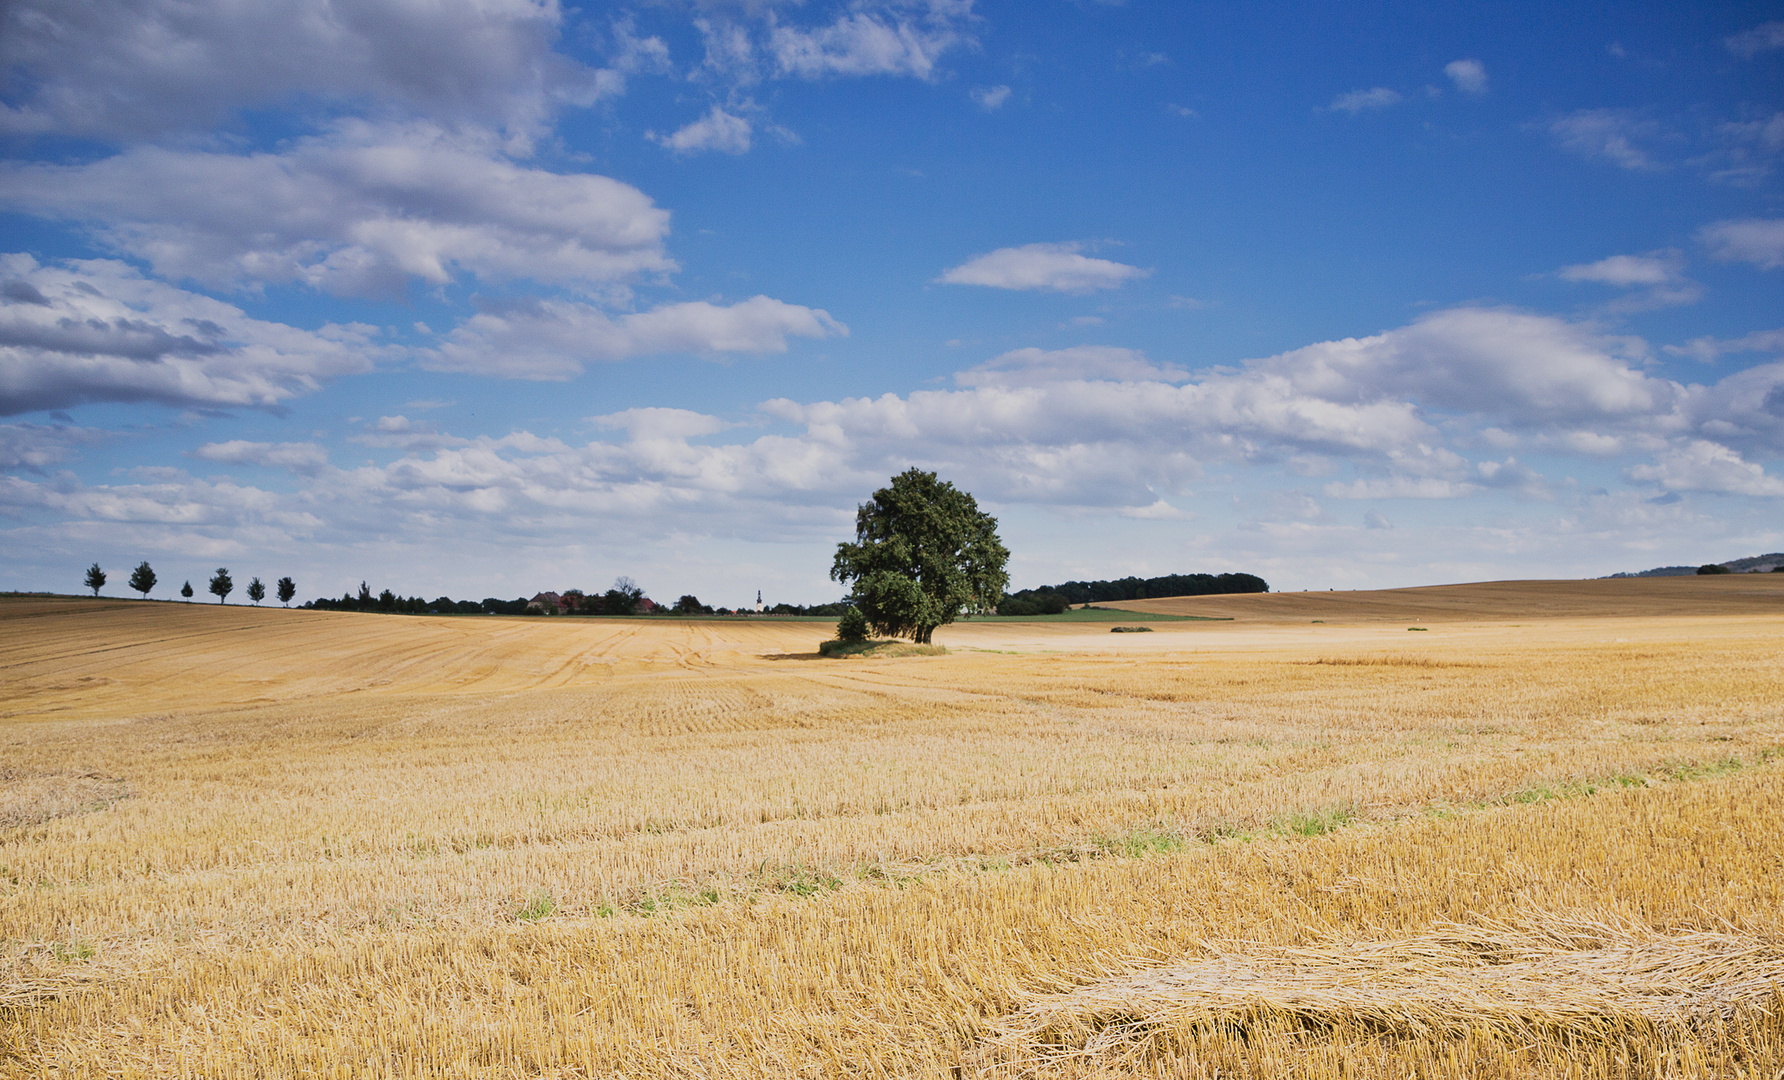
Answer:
1606;553;1784;578
1110;574;1784;623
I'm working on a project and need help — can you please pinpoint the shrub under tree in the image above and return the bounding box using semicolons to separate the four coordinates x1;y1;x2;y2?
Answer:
208;567;233;604
277;577;295;606
836;606;869;642
831;468;1009;645
84;562;106;597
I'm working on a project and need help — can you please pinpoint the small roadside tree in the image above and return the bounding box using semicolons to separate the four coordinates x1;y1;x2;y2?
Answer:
180;580;194;601
208;567;233;604
127;560;157;599
246;577;266;605
84;562;106;597
605;576;643;616
830;468;1009;645
277;576;296;606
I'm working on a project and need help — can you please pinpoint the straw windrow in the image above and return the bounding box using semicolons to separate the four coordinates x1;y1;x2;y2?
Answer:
982;911;1784;1068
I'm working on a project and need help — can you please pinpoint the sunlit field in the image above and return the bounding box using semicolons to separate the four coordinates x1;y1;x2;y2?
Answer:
4;576;1783;1077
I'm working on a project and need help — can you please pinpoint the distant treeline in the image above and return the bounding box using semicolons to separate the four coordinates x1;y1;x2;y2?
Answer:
303;587;499;615
997;572;1269;616
299;582;857;618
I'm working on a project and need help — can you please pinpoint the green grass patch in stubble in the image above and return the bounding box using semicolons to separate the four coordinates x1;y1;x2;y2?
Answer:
514;890;556;922
1483;755;1752;810
818;639;948;658
1092;825;1191;859
1272;805;1360;838
589;756;1774;923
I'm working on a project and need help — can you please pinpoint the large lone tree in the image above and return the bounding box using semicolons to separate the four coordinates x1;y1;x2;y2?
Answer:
831;468;1009;645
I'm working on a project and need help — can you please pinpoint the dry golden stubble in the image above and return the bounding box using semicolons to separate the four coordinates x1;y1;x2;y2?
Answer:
2;588;1782;1076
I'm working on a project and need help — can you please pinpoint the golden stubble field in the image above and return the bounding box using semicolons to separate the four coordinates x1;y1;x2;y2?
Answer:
3;575;1783;1077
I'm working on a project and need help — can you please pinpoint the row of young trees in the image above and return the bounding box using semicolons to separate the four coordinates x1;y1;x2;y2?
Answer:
83;562;295;606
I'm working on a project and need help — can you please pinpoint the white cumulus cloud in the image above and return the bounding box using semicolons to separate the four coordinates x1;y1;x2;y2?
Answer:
937;243;1148;294
0;0;663;141
1629;440;1784;496
0;254;380;415
0;123;675;299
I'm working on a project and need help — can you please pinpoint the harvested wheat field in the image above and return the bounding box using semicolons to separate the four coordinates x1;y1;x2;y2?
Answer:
4;577;1783;1077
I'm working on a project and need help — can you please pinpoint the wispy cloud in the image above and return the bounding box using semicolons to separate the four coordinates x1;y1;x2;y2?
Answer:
420;295;847;380
652;106;754;155
937;243;1148;293
1699;218;1784;269
1444;59;1488;95
1547;109;1663;170
1327;87;1402;114
768;3;975;81
192;440;330;476
1557;250;1701;310
971;85;1011;111
1664;327;1784;363
1725;21;1784;59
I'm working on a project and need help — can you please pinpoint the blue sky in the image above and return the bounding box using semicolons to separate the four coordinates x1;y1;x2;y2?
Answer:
2;0;1781;607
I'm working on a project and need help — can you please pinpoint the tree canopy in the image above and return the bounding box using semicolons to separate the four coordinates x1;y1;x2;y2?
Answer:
128;560;157;599
831;468;1008;645
277;576;296;606
84;562;106;597
208;567;233;604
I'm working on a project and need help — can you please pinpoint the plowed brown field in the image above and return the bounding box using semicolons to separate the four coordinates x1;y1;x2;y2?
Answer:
4;578;1783;1077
